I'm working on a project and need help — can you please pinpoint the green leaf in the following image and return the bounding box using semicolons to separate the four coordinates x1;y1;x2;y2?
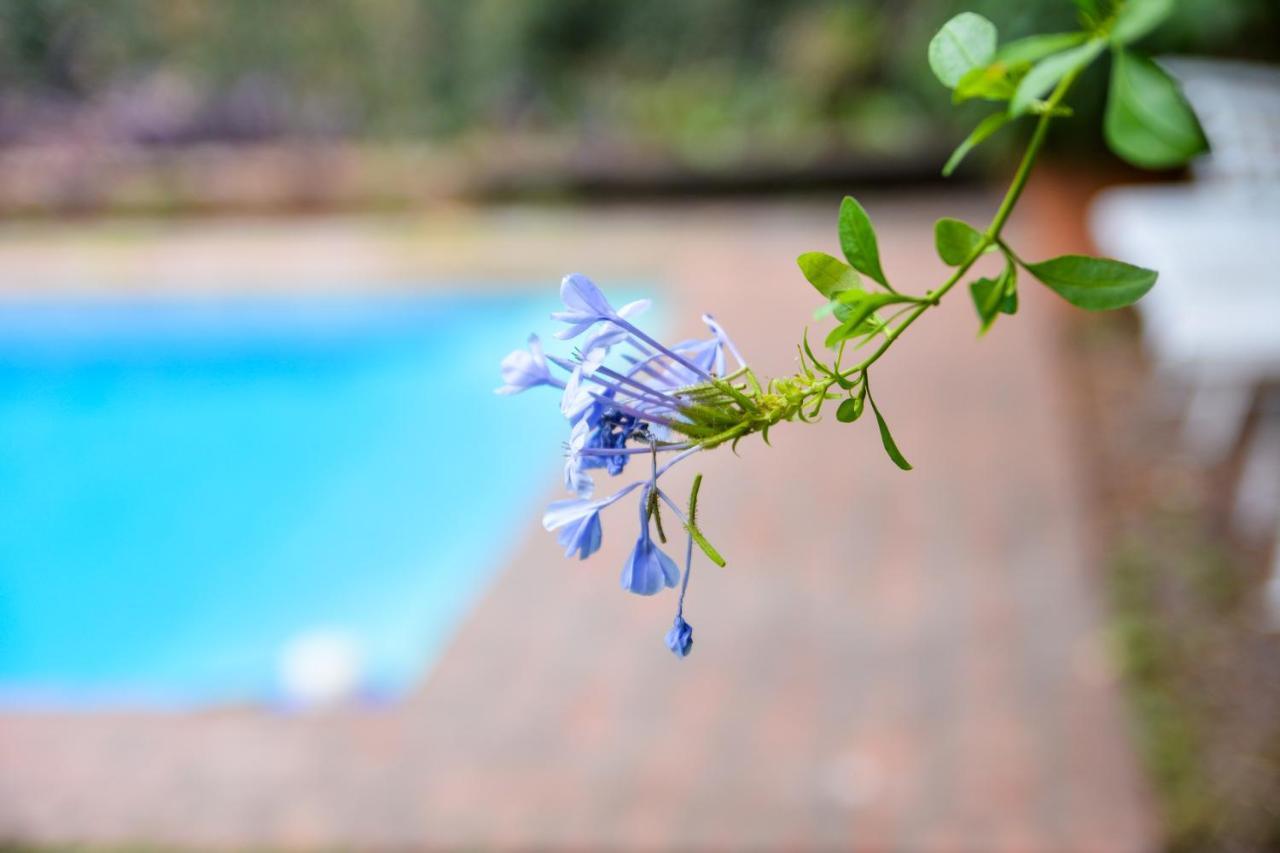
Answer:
823;292;906;348
1010;39;1106;115
837;197;889;288
969;277;1002;333
823;323;854;350
953;63;1016;103
1110;0;1174;44
968;259;1018;334
831;297;871;324
928;12;997;89
836;396;863;423
1025;253;1157;310
866;384;912;471
797;252;859;299
1105;49;1208;169
816;300;888;340
831;303;889;348
1001;260;1020;315
943;112;1011;177
996;32;1088;65
934;218;985;266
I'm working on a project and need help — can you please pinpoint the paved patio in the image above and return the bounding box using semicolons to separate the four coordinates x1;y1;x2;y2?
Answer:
0;195;1158;850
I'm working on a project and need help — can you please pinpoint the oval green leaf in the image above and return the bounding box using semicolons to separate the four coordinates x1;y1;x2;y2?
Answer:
934;218;985;266
968;277;1002;334
996;32;1088;65
1104;49;1208;170
953;63;1016;104
838;196;889;288
928;12;997;89
823;292;904;348
797;252;859;300
1010;39;1105;116
836;397;861;423
968;260;1017;335
1025;253;1157;310
1111;0;1174;45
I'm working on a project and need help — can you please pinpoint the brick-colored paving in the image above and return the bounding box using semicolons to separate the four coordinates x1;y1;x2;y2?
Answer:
0;196;1158;851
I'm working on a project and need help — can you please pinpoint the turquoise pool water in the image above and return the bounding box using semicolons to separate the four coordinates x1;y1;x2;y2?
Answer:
0;293;568;708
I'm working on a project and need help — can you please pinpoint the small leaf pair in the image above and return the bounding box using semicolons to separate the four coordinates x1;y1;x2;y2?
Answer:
833;373;911;472
960;244;1153;326
798;197;905;350
929;0;1205;176
797;196;890;297
824;291;912;349
927;13;1043;175
1005;0;1201;120
836;393;864;424
969;256;1018;335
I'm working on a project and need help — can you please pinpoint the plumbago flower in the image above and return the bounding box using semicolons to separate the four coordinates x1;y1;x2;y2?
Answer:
499;0;1201;657
502;273;739;655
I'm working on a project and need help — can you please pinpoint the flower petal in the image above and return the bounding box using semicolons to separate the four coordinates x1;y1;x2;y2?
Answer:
495;333;560;394
552;319;600;340
581;321;630;354
616;299;651;320
542;497;598;531
703;313;746;369
655;543;680;588
560;369;599;423
619;493;680;596
561;273;615;316
558;513;602;559
620;538;665;596
562;419;596;496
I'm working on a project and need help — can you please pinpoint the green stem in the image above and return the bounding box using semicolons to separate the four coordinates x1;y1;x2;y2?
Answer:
812;68;1083;398
986;88;1064;240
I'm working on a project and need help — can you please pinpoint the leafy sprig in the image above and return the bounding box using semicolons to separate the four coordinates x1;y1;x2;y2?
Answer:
520;1;1209;660
785;0;1203;470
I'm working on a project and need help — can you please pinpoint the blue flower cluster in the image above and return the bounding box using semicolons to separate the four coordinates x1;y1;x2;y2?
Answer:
498;274;745;657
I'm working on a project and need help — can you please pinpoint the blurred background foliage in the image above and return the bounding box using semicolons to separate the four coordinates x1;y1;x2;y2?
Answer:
1;0;1276;174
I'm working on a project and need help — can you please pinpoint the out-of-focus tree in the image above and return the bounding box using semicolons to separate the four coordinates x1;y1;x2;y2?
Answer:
0;0;1275;164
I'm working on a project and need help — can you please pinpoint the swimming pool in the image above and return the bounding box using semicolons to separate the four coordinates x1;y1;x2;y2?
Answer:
0;293;570;709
